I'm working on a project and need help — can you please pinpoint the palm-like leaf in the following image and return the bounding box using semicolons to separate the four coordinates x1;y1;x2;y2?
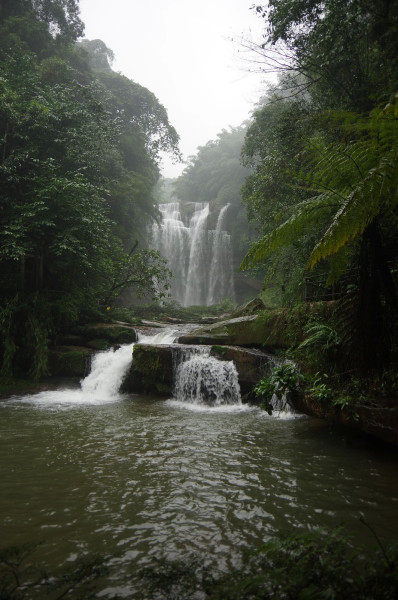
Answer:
240;99;398;282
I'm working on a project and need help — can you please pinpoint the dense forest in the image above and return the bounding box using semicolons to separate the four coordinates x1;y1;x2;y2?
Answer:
0;0;180;378
2;2;398;598
236;0;398;379
1;0;398;386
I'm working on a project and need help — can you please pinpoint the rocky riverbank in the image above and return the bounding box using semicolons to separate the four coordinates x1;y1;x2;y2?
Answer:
4;300;397;446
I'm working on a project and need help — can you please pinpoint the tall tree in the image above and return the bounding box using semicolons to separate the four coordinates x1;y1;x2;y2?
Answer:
239;0;398;371
0;4;178;377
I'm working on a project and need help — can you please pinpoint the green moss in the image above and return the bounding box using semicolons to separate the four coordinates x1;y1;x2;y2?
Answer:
155;382;171;394
48;348;91;377
86;338;111;350
133;346;162;377
211;345;228;356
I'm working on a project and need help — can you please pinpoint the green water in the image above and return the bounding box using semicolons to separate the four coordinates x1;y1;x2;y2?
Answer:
1;390;398;597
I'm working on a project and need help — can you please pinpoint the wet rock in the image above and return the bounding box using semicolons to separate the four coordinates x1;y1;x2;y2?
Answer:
210;345;272;398
122;344;173;396
177;314;278;347
230;297;265;317
178;304;334;350
48;346;94;377
73;323;138;344
86;338;111;350
122;342;271;402
292;395;398;447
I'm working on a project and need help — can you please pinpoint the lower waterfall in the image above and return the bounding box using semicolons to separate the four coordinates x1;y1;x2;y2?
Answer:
81;344;134;398
81;328;241;407
173;346;241;406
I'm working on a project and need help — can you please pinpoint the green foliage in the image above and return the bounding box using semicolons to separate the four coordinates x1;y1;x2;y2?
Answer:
308;372;334;403
127;298;235;323
0;3;180;375
141;527;398;600
241;96;398;371
240;0;398;370
255;362;304;413
296;320;341;372
254;0;398;111
0;543;115;600
241;98;398;278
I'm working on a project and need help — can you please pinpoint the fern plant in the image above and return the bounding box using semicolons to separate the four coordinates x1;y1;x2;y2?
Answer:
241;96;398;282
241;95;398;372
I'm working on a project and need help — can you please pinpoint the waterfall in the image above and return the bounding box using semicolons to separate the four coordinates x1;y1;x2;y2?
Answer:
14;327;241;409
81;345;134;398
151;202;235;306
151;203;190;302
173;346;241;406
184;203;210;306
207;204;235;306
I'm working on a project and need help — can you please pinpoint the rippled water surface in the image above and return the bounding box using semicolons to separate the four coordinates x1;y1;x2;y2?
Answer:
1;390;398;596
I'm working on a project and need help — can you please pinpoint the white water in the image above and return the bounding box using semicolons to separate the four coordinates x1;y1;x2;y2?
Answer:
81;345;133;398
10;329;179;409
6;325;300;417
207;204;235;305
184;203;210;306
151;202;235;306
151;203;190;303
10;327;244;411
173;346;241;407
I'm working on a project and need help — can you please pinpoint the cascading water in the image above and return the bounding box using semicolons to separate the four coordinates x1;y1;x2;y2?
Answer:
173;346;241;407
151;202;235;306
184;203;210;306
207;203;235;306
151;203;190;303
80;327;241;409
81;344;134;398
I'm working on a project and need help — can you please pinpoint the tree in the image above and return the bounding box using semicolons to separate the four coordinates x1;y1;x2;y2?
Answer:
241;98;398;371
0;9;179;377
247;0;398;111
237;0;398;371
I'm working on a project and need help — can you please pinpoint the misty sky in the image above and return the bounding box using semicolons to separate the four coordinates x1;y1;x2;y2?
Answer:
79;0;271;178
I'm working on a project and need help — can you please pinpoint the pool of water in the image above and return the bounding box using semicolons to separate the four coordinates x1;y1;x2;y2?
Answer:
1;386;398;597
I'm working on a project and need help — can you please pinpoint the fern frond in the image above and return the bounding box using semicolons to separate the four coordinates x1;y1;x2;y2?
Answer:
308;146;398;269
239;193;333;270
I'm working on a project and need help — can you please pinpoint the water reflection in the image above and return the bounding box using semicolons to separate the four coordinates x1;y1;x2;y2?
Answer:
1;394;398;597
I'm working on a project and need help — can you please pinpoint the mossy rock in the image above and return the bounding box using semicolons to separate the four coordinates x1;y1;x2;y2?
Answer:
86;338;111;350
73;323;137;345
210;344;272;397
48;346;93;377
122;344;173;396
178;302;335;350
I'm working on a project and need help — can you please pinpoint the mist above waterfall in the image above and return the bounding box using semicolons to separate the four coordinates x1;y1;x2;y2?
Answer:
151;202;235;306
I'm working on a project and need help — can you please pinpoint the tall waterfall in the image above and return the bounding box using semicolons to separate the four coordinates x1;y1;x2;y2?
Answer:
207;203;235;306
151;202;235;306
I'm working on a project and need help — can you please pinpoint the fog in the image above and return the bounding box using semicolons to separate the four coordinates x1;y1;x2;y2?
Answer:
79;0;270;177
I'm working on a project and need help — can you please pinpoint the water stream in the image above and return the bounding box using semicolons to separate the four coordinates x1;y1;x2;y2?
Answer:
1;329;398;597
151;202;235;306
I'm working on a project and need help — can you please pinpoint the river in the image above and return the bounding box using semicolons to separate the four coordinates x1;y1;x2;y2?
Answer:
1;332;398;597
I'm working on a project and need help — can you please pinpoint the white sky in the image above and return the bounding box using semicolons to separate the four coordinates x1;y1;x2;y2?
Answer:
79;0;270;177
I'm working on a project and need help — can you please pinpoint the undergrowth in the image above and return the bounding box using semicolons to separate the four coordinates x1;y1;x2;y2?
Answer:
2;527;397;599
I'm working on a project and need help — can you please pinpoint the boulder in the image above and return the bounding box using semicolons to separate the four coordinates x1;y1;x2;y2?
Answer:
122;342;271;402
121;344;174;396
73;323;138;345
48;346;94;377
178;304;335;350
292;395;398;447
210;345;272;399
230;297;266;318
178;314;289;348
